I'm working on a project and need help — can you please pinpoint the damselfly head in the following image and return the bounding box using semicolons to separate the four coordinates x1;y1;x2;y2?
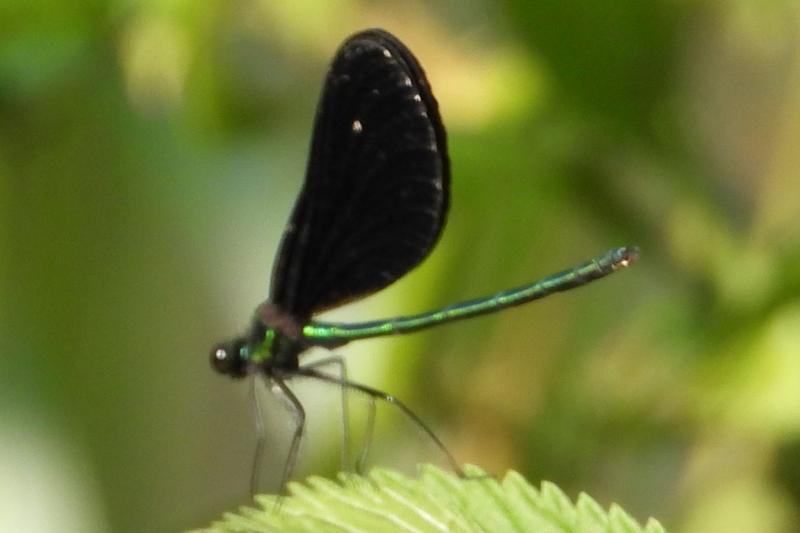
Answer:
210;337;249;378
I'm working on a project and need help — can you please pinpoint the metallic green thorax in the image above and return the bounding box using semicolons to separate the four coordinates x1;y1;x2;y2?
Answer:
248;328;276;365
302;246;638;345
248;325;312;371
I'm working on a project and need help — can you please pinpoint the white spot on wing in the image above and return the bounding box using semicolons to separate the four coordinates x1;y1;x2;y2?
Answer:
403;76;412;87
352;119;363;133
413;94;421;102
383;49;392;58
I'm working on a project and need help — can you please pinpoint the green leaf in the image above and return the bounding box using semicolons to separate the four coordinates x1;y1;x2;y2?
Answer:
198;465;667;532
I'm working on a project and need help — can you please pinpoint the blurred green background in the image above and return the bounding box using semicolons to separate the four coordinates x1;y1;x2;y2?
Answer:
3;0;800;531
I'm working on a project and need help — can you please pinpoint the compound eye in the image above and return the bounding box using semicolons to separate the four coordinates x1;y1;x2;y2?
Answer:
209;344;229;374
211;346;228;370
209;339;248;377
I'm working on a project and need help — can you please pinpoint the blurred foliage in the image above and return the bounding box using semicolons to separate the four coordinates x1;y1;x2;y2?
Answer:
2;0;800;532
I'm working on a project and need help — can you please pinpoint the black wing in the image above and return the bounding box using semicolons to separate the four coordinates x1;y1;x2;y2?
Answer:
269;29;450;319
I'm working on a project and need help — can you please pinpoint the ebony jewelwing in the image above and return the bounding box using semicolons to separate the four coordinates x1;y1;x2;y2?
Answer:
211;28;638;493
